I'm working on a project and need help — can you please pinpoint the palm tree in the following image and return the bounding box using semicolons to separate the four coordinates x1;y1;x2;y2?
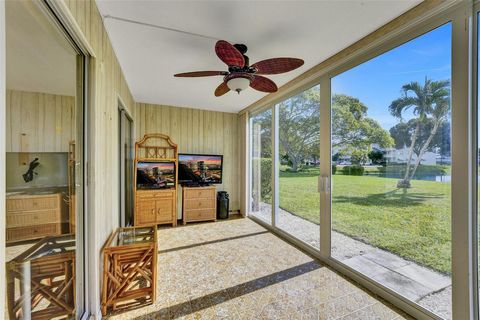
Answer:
389;77;450;188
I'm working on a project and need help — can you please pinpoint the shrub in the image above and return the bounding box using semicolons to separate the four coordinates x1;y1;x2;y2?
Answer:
332;165;337;174
368;149;386;165
342;165;364;176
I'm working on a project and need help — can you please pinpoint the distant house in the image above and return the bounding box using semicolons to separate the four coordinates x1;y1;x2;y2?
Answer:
385;146;437;165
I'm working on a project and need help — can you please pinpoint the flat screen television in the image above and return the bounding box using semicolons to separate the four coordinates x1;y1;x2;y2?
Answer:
136;161;175;189
178;154;223;185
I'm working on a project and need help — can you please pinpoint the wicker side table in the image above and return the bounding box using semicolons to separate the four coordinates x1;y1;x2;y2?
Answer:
6;235;76;320
101;226;157;315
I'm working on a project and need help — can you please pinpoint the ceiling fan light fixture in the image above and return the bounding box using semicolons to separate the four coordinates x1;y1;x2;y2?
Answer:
174;40;304;97
226;77;251;94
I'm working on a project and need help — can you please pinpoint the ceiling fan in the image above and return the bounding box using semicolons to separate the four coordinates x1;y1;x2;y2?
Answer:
174;40;304;96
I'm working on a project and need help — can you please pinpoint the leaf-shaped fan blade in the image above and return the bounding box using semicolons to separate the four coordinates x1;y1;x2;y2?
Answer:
174;71;228;77
250;75;278;93
214;82;230;97
215;40;245;68
252;58;304;75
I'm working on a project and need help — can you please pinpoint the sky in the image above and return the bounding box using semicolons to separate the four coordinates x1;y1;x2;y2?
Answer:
180;154;222;165
138;162;175;170
332;23;452;131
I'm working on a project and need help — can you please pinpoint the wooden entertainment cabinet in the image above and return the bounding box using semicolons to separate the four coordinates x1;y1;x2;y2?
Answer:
134;134;178;227
182;186;216;224
136;189;176;227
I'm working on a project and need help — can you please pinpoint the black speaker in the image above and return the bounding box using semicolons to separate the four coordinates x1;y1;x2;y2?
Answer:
217;191;229;219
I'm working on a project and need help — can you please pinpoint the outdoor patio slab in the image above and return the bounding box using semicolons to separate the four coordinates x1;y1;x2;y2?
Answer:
371;270;433;302
342;255;392;279
395;264;451;291
363;249;411;270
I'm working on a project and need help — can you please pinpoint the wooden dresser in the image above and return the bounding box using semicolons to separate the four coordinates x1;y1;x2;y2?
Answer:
135;189;177;227
6;193;62;243
182;186;217;224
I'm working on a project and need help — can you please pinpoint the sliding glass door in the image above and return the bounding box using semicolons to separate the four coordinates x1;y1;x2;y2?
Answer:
4;1;86;318
249;109;273;224
476;7;480;318
119;108;134;227
276;85;321;248
330;24;452;318
247;4;475;319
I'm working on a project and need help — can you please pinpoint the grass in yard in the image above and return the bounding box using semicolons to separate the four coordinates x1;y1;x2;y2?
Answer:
279;168;451;274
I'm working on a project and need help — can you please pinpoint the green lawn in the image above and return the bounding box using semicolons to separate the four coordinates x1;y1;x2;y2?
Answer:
279;169;452;274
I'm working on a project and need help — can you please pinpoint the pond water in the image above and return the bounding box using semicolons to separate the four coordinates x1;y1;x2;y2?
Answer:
364;172;451;183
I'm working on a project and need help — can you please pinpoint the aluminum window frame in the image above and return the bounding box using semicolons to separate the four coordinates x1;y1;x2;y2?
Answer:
247;2;475;319
39;1;93;318
472;2;480;319
248;106;275;226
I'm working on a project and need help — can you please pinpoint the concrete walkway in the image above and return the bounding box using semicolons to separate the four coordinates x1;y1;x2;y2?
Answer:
250;204;452;319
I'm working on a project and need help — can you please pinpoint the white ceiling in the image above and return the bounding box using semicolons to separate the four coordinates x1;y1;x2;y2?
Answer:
97;0;421;113
6;1;76;96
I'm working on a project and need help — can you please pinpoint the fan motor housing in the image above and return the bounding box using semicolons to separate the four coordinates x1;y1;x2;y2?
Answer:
228;63;256;74
224;72;254;83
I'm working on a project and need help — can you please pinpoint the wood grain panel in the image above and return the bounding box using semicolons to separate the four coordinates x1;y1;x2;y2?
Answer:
37;93;45;151
136;103;240;211
44;93;56;151
6;90;11;152
6;90;74;152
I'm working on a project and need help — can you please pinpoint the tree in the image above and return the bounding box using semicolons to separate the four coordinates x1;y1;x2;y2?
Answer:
251;110;272;158
389;118;450;160
332;94;393;165
368;149;386;165
278;86;320;171
307;139;320;164
436;122;451;164
389;77;450;188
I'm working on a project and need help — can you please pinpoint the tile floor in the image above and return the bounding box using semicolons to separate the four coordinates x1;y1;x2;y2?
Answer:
108;217;413;319
251;204;451;319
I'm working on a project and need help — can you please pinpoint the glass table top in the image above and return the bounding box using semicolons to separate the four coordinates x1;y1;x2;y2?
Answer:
111;226;156;247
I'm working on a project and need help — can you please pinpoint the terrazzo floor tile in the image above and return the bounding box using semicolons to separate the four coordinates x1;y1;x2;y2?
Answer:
251;204;451;319
106;217;413;320
338;302;403;320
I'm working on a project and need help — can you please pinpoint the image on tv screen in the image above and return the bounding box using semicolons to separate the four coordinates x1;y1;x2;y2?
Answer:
179;154;223;184
136;162;175;189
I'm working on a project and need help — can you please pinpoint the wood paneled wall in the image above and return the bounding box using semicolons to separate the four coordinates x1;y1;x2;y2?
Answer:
136;103;240;211
6;90;74;152
61;1;135;316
